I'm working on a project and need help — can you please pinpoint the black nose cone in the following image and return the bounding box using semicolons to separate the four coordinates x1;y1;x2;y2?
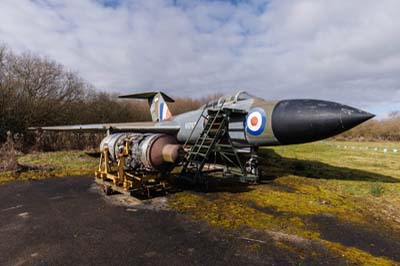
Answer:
271;99;374;145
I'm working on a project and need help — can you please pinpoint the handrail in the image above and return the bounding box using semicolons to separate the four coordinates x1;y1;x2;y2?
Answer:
183;105;208;148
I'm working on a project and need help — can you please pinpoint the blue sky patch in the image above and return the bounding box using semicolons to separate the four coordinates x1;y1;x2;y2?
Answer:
96;0;122;8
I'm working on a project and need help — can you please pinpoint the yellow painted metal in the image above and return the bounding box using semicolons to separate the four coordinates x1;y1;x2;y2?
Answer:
94;140;167;196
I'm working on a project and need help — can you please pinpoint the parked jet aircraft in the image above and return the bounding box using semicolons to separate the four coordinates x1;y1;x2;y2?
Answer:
32;91;374;194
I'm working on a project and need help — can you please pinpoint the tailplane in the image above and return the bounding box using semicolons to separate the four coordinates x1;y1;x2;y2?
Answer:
119;91;174;122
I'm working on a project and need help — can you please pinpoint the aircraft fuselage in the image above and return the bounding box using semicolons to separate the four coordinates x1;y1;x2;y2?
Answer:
160;91;373;147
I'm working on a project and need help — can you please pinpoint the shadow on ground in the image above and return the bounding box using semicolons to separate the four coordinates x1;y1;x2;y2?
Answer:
259;149;399;183
169;150;400;263
175;148;399;195
312;214;400;262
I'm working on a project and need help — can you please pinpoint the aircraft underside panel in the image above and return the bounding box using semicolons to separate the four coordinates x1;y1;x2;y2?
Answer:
228;116;247;144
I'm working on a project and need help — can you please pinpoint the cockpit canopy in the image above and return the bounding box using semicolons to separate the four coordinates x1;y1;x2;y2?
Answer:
205;91;253;108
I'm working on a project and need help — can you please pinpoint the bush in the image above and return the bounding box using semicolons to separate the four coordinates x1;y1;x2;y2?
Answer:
0;45;220;150
370;183;384;197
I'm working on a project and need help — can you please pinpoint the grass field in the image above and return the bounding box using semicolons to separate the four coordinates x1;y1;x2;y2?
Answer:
169;141;400;266
1;141;400;265
0;151;98;185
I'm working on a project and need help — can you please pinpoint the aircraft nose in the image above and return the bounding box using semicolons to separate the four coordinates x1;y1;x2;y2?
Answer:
271;99;374;144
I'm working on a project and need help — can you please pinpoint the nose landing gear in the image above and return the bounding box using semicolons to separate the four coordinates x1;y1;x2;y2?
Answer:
244;149;261;184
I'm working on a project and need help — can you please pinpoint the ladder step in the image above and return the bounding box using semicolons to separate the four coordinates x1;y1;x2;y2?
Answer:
181;104;240;180
219;151;237;156
193;139;211;146
189;160;203;165
192;146;210;152
199;140;213;145
228;168;245;176
191;152;207;157
195;147;211;151
198;136;213;140
216;144;234;148
197;136;213;144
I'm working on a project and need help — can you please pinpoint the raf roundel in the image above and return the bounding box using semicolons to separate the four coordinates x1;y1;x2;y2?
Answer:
245;108;266;136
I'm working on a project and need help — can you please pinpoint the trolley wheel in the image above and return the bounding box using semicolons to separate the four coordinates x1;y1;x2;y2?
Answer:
103;185;113;195
198;176;209;192
258;169;263;180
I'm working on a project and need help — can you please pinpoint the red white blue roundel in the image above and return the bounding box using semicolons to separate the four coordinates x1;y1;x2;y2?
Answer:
245;108;266;136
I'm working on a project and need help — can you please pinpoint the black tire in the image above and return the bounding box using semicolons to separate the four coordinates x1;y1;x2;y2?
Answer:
200;177;209;192
103;185;113;195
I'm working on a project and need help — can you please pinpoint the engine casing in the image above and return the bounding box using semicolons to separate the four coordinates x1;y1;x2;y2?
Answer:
100;133;183;171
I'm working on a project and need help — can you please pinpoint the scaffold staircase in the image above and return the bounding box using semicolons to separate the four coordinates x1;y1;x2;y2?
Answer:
179;102;255;187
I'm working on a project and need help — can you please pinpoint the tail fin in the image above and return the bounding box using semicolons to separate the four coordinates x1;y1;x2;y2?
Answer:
119;91;174;122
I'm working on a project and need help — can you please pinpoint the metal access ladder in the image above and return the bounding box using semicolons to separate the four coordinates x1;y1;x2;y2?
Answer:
179;102;254;187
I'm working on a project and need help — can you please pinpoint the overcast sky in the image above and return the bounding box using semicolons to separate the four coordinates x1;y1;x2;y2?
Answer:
1;0;399;118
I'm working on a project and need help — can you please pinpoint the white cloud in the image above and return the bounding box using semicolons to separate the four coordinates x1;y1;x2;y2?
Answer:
0;0;400;116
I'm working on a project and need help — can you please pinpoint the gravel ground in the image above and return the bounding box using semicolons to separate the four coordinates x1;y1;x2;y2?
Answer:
0;175;390;266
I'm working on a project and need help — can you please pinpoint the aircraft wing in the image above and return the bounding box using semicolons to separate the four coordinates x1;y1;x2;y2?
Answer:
29;122;180;134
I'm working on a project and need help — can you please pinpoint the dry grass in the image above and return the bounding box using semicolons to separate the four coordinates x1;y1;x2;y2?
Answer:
169;141;400;266
1;141;400;265
0;150;97;185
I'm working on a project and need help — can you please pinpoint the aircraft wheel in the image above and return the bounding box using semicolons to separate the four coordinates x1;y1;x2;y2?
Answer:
103;185;113;195
200;178;209;192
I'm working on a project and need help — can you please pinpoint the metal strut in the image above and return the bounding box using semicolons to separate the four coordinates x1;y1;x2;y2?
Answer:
179;102;253;187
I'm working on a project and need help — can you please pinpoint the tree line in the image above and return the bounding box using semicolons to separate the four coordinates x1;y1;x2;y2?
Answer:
0;44;399;151
0;45;217;149
334;113;400;142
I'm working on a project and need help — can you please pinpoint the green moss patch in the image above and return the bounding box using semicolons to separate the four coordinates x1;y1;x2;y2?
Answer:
0;151;97;184
169;141;400;265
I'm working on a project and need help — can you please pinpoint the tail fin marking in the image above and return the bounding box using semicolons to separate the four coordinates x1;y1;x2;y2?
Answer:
119;91;174;122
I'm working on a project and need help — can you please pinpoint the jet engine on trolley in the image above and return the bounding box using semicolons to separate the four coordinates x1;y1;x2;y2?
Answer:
95;133;184;196
100;133;183;172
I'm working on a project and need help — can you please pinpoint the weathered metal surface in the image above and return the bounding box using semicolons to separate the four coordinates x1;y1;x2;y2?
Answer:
270;99;375;145
96;136;173;197
162;144;183;163
100;133;183;171
31;90;374;148
245;98;280;146
30;90;374;191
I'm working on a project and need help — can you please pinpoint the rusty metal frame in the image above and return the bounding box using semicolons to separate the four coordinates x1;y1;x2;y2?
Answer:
94;141;168;197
